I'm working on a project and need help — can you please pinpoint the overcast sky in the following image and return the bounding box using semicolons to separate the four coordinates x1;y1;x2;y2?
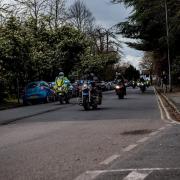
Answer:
67;0;144;68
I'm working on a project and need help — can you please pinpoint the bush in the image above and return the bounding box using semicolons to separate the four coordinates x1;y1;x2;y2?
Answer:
0;80;5;102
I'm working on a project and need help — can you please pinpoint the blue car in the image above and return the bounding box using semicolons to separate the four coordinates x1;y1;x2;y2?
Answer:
23;81;56;105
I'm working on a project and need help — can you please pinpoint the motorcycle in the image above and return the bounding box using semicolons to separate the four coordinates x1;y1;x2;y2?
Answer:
56;85;70;104
79;81;100;110
139;82;146;93
132;81;137;89
115;82;125;99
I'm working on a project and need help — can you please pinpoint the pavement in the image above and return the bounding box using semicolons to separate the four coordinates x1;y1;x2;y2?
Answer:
166;92;180;112
155;86;180;116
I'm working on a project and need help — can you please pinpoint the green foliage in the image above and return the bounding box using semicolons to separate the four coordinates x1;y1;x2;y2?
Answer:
80;49;120;79
54;26;89;75
113;0;180;80
172;56;180;84
0;1;122;100
124;65;140;81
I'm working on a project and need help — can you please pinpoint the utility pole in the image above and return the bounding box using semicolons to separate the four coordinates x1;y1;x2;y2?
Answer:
164;0;172;92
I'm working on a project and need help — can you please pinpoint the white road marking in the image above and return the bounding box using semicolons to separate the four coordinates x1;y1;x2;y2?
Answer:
74;171;102;180
154;87;166;120
154;87;180;125
149;131;159;136
99;154;120;165
154;88;173;121
123;144;137;152
74;168;180;180
159;127;166;131
166;124;172;127
137;137;150;143
123;170;152;180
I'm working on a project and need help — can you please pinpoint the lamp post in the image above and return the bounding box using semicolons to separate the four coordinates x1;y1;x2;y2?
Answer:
164;0;172;92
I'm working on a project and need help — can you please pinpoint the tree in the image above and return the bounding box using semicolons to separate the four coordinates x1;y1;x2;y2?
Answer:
124;65;140;81
112;0;180;85
54;26;89;75
139;52;153;73
0;16;31;94
90;26;122;54
14;0;48;32
67;0;95;32
47;0;66;29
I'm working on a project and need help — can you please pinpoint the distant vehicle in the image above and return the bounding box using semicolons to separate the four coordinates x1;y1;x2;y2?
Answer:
105;82;112;91
124;79;129;87
100;81;106;91
132;81;137;89
23;81;56;105
115;80;126;99
139;82;146;93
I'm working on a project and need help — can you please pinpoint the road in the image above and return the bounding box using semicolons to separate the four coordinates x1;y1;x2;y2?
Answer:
0;87;179;180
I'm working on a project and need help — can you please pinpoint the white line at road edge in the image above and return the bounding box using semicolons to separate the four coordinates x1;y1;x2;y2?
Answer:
123;170;152;180
153;87;175;123
99;154;120;165
153;87;166;120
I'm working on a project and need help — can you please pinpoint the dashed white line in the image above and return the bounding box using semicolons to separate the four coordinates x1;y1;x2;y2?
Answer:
149;131;159;136
123;144;137;152
123;170;152;180
137;137;150;143
99;154;120;165
159;127;166;131
74;171;101;180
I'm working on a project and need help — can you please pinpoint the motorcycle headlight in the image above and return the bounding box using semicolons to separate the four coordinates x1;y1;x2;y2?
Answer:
115;85;120;89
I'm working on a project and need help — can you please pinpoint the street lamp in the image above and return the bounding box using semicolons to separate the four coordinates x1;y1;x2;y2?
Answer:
164;0;172;92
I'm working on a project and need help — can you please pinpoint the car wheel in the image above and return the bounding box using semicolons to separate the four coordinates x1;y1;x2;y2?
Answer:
44;96;50;103
23;100;28;106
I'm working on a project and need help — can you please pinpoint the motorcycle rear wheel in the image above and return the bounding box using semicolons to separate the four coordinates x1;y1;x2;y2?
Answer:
59;97;63;104
118;93;124;99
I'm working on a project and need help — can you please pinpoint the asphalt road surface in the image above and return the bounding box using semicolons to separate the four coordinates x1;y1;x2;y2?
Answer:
0;87;179;180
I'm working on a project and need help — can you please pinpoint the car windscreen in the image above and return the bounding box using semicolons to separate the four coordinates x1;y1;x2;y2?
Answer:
26;82;39;89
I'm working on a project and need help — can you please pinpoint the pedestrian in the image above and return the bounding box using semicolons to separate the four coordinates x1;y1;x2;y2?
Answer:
161;71;168;93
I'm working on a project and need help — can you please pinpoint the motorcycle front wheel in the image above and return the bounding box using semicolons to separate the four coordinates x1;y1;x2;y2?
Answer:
59;96;63;104
83;98;90;111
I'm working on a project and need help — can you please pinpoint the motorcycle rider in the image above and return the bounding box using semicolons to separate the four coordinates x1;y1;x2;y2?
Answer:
139;76;146;92
55;71;70;101
115;72;126;95
82;71;102;105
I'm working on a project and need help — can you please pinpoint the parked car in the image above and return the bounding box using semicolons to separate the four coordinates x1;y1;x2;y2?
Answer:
48;82;56;89
23;81;56;105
